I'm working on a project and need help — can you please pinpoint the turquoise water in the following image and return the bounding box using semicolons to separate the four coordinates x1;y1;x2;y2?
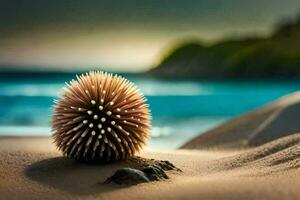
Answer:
1;73;300;149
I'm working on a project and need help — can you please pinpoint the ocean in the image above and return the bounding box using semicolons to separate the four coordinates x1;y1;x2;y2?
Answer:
1;72;300;150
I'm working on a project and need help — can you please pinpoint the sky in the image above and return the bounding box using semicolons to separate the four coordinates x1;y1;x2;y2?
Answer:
0;0;300;72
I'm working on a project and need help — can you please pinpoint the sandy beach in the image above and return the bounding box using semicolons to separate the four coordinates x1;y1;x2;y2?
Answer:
0;134;299;200
1;93;300;200
2;2;300;199
182;91;300;149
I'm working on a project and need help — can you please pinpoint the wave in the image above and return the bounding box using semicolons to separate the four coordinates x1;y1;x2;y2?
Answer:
0;82;213;97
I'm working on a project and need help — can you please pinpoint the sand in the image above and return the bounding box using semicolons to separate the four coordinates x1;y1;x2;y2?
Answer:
182;91;300;149
0;135;299;200
1;92;300;199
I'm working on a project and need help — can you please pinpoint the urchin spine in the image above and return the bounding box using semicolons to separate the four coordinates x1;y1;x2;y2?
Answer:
52;71;151;162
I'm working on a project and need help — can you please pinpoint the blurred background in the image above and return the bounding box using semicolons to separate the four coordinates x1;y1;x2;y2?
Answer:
1;0;300;149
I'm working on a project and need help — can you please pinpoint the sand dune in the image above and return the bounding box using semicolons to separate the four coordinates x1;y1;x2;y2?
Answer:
181;92;300;149
0;134;299;200
207;134;300;176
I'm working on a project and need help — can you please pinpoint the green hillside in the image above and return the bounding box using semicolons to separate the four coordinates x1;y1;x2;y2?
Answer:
148;16;300;79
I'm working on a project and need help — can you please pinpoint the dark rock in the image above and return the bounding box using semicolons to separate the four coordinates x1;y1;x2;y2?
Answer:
142;165;169;180
104;168;149;185
126;156;181;172
104;158;180;185
157;160;177;171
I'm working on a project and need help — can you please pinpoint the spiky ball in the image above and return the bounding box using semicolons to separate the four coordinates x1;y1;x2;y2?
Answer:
52;71;151;162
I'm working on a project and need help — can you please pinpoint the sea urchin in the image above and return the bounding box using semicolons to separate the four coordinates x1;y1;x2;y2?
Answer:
52;71;151;162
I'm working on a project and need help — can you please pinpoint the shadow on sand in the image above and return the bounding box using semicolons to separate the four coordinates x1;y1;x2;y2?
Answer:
25;157;126;195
